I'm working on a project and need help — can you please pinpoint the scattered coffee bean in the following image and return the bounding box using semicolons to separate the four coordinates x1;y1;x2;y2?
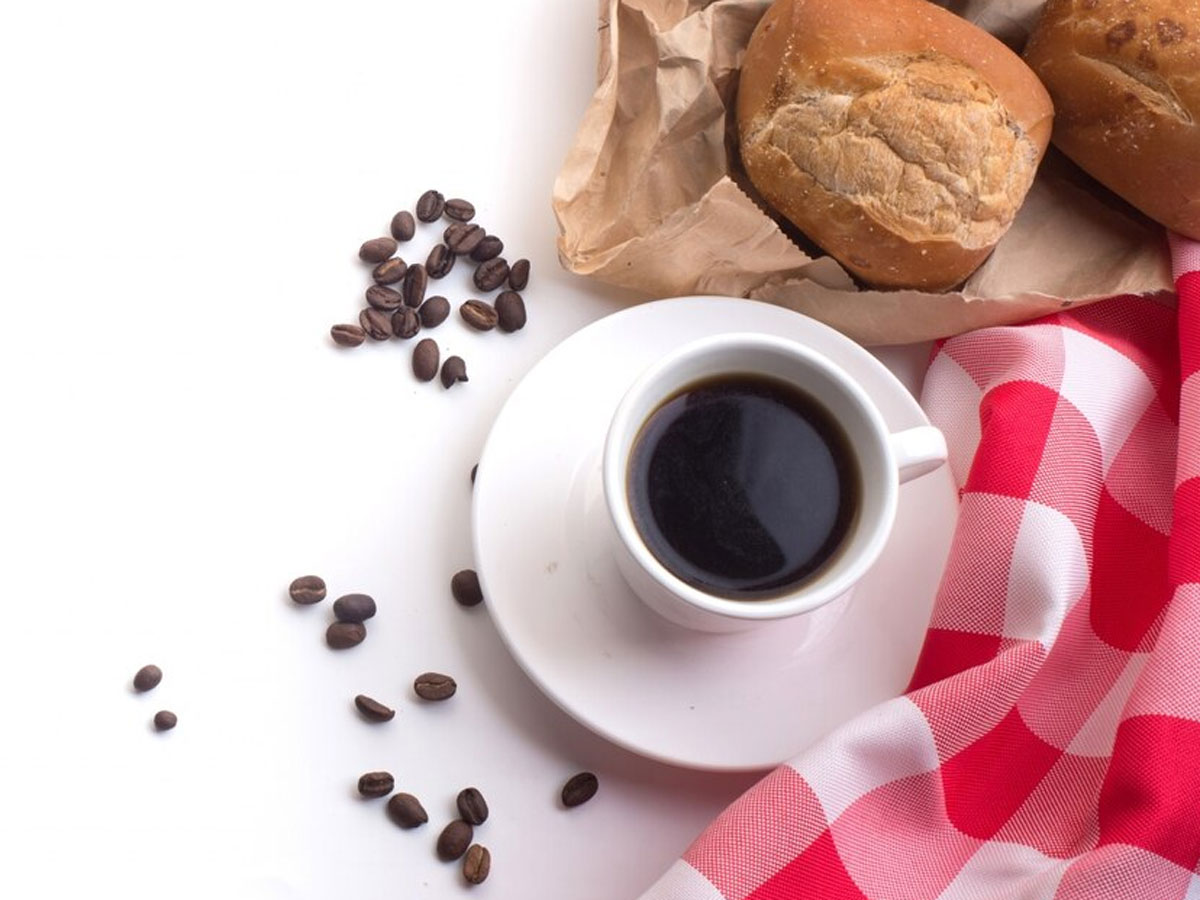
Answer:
331;324;367;347
418;296;451;328
436;820;474;861
426;243;456;279
561;772;599;808
451;569;484;607
327;621;367;649
387;792;429;829
462;844;491;886
154;710;177;731
289;575;327;605
474;257;510;291
390;210;416;242
354;694;395;722
460;299;498;332
470;463;478;484
443;198;476;222
412;339;439;382
414;672;457;701
416;189;445;222
508;258;530;291
392;307;420;340
359;307;393;341
470;235;504;262
440;356;468;389
359;237;398;264
333;593;377;623
402;263;428;308
456;787;489;825
445;222;486;256
358;771;395;798
372;257;408;285
365;284;405;312
133;664;162;692
495;291;526;332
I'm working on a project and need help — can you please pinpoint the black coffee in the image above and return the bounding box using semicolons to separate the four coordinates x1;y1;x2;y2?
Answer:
627;374;859;599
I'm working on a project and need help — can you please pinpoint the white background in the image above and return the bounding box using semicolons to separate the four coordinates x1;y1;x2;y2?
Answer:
0;1;935;896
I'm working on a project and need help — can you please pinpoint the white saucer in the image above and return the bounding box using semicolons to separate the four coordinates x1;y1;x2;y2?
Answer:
472;297;958;771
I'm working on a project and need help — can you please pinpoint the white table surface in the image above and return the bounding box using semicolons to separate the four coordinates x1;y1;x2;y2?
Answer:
0;1;937;896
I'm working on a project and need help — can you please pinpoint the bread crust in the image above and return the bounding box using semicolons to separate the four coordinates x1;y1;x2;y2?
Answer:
737;0;1054;291
1024;0;1200;239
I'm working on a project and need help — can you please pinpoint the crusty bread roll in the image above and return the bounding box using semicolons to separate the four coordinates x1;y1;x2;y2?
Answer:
1024;0;1200;240
736;0;1054;291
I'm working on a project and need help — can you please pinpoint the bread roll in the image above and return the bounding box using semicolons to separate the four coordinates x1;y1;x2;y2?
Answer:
1024;0;1200;240
736;0;1054;291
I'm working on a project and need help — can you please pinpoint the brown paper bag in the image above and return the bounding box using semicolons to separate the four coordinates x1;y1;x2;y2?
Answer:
552;0;1173;345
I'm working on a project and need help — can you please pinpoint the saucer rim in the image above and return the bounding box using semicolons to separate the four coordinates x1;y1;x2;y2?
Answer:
471;295;950;771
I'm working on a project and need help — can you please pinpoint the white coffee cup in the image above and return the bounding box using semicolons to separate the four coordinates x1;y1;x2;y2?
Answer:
602;333;947;633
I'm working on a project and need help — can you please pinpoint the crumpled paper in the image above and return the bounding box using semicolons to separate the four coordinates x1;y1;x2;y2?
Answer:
552;0;1173;345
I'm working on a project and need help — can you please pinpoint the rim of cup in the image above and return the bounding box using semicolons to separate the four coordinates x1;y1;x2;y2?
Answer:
602;332;901;623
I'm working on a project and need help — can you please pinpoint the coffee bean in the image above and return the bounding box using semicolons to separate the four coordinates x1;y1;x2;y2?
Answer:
354;694;395;722
387;793;429;829
331;324;367;347
326;621;367;649
508;258;530;291
460;299;498;332
474;258;510;291
359;237;398;264
462;844;491;885
561;772;598;808
372;257;408;285
390;210;416;242
412;339;439;382
469;235;504;262
495;291;526;332
413;672;457;701
451;569;484;607
445;223;485;256
366;284;405;311
133;664;162;692
402;263;428;308
456;787;489;825
392;307;420;340
358;771;394;798
444;198;476;222
416;189;445;222
289;575;326;605
436;820;473;861
359;308;393;341
333;593;376;623
426;243;456;279
153;710;177;731
440;356;468;389
418;296;450;328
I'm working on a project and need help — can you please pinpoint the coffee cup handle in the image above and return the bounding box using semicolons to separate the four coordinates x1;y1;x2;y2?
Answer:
889;426;948;484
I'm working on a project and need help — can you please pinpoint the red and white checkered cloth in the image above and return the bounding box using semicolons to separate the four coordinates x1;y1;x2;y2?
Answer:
640;234;1200;900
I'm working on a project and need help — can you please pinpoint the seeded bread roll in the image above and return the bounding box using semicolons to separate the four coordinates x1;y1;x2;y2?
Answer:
736;0;1054;291
1024;0;1200;240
